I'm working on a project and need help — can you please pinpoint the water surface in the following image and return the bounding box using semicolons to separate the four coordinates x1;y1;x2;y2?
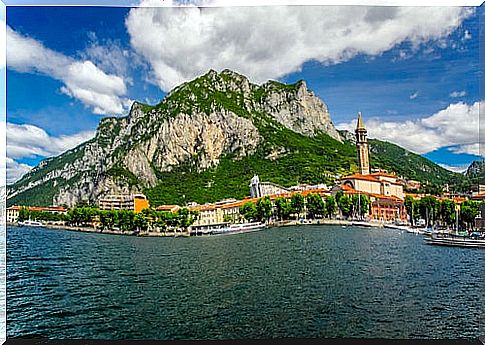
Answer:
7;225;484;339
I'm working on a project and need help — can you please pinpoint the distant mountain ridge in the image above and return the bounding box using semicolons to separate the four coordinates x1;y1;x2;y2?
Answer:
7;69;467;207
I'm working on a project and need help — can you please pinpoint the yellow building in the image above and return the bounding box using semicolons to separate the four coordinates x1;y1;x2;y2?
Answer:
190;203;225;226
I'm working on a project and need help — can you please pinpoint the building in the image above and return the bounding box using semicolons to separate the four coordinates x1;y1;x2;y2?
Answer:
249;174;290;198
335;112;406;222
335;184;407;222
355;112;370;175
471;178;485;196
189;203;225;226
341;172;405;201
6;205;67;223
98;193;149;213
156;205;181;213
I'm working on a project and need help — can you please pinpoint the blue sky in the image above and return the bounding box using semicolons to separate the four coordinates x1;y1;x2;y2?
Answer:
5;4;484;183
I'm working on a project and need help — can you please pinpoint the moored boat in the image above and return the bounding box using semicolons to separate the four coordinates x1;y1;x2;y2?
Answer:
17;219;45;227
215;221;267;235
424;233;485;248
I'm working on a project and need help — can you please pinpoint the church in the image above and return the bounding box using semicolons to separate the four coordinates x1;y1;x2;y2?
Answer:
338;113;407;222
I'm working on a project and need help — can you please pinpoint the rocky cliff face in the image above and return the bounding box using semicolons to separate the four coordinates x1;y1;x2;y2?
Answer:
7;69;342;207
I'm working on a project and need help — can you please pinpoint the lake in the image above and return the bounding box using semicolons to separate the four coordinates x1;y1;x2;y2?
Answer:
6;225;484;340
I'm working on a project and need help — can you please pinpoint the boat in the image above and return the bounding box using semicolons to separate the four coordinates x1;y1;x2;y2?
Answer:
424;232;485;248
190;221;267;236
17;219;45;227
214;222;267;235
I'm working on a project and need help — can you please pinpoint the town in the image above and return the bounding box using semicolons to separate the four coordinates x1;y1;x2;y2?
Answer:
7;113;485;237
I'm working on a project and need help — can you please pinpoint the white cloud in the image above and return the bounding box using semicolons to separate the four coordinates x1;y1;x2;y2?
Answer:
437;163;468;174
6;158;32;185
0;20;6;70
448;143;481;156
449;90;466;98
336;101;482;155
126;3;473;91
7;27;131;115
409;91;419;100
7;123;95;160
6;123;95;184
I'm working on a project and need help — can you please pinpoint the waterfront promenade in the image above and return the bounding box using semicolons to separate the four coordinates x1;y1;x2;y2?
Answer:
7;218;388;238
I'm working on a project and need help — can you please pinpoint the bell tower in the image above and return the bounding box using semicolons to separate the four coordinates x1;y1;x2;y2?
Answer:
355;112;370;175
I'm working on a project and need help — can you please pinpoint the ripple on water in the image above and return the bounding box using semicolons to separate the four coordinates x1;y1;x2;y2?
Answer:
6;225;484;340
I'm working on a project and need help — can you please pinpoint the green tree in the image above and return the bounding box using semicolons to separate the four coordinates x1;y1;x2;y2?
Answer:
325;196;337;219
351;194;370;219
18;207;30;221
418;196;439;226
306;193;325;219
274;197;292;220
134;212;149;231
290;193;305;220
404;195;415;226
337;195;353;218
439;199;456;228
256;196;273;222
460;200;480;230
240;202;258;222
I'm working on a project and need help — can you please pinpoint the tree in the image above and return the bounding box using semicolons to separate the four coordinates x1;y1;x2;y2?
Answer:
337;195;353;218
460;200;480;230
438;199;456;228
290;193;305;220
18;207;30;221
306;193;325;219
351;194;369;219
134;212;149;231
256;196;273;222
274;197;292;220
178;208;195;230
240;202;258;222
404;196;415;226
418;196;439;226
325;196;337;219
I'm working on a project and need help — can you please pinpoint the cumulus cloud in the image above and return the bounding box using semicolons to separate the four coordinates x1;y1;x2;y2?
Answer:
337;101;482;155
6;158;32;185
126;3;473;91
449;90;466;98
6;122;95;184
7;123;95;160
7;27;131;115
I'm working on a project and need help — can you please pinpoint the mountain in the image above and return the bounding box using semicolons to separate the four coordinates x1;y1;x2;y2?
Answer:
7;69;466;207
465;160;485;185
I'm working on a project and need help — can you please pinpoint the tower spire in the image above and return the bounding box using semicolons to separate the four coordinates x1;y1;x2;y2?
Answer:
355;112;370;175
356;111;365;129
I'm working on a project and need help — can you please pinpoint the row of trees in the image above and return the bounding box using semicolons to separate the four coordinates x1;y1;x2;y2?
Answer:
18;207;199;232
404;195;481;230
238;192;371;222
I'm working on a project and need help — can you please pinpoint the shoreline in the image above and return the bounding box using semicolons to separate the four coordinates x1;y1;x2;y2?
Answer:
7;218;395;238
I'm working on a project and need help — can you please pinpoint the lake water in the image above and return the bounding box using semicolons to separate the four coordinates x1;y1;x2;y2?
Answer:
6;225;484;340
